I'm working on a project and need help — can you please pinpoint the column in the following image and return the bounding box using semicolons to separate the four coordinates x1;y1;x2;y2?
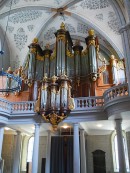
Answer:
73;123;80;173
119;25;130;94
0;127;4;173
12;131;22;173
80;129;87;173
45;131;51;173
32;123;40;173
115;119;127;173
0;127;4;159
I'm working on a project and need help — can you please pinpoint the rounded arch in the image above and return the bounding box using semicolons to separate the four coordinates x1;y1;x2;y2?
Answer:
35;11;124;58
0;25;10;70
109;0;127;26
27;136;34;162
0;0;8;9
71;12;124;58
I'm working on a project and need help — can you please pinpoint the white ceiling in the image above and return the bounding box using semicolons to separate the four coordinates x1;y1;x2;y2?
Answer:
0;0;125;69
4;119;130;136
1;0;128;136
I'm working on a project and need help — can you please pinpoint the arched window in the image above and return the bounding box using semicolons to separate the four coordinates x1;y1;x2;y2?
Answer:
27;137;34;162
112;131;129;172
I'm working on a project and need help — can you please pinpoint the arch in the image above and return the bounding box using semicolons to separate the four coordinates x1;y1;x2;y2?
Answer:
27;136;34;162
20;135;30;172
0;0;8;9
36;12;124;58
0;25;10;70
109;0;126;26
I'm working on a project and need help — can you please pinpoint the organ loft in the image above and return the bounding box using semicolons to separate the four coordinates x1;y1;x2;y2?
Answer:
1;22;126;129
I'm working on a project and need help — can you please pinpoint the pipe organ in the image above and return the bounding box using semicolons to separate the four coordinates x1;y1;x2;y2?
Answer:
23;23;106;97
19;22;126;128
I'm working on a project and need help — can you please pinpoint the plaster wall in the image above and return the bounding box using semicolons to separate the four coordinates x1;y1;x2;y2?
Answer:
2;134;15;173
86;134;114;173
38;136;47;173
0;27;10;70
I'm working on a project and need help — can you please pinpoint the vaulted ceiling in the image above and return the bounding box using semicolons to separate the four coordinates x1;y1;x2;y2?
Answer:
0;0;126;70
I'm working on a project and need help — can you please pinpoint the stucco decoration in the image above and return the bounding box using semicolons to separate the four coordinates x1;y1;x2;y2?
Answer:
95;14;103;21
77;23;89;34
11;55;20;69
14;28;27;51
44;27;57;41
59;15;68;21
65;23;76;33
80;0;110;9
108;12;120;35
24;0;41;1
6;0;20;7
27;25;34;32
54;0;63;5
23;0;64;6
9;10;42;24
7;26;14;33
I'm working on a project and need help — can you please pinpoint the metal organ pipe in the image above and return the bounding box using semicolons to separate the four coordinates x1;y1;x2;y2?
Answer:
73;43;83;83
85;29;98;81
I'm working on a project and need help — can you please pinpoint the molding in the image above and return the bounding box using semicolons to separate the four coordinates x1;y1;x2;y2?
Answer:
119;23;130;33
0;84;130;124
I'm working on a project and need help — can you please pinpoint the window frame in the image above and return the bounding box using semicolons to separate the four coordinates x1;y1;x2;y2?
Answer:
111;131;130;172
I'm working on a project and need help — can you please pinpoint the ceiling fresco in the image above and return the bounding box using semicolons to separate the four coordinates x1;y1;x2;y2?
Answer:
0;0;126;69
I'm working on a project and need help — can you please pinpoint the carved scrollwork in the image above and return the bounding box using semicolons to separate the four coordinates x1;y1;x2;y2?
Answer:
66;49;74;58
82;48;88;57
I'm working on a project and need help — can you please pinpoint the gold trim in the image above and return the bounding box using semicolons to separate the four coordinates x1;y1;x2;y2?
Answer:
82;48;88;57
36;54;44;61
50;48;56;60
57;34;66;42
60;22;66;30
87;40;96;47
66;49;74;58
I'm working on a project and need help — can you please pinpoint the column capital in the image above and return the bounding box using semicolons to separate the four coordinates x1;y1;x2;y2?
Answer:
115;119;122;124
34;123;41;128
73;123;79;127
80;129;85;132
16;131;21;135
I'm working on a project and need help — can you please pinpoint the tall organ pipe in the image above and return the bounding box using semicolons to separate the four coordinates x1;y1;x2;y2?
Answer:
85;29;98;81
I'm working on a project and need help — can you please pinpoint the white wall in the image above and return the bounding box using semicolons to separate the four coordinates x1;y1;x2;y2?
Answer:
38;136;47;173
86;134;114;173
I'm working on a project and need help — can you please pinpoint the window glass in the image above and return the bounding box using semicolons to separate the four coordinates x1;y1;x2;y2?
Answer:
27;137;34;162
112;132;129;172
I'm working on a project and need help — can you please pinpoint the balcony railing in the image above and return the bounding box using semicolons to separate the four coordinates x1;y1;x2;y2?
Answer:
0;84;129;115
103;84;129;102
74;96;104;111
0;99;35;114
